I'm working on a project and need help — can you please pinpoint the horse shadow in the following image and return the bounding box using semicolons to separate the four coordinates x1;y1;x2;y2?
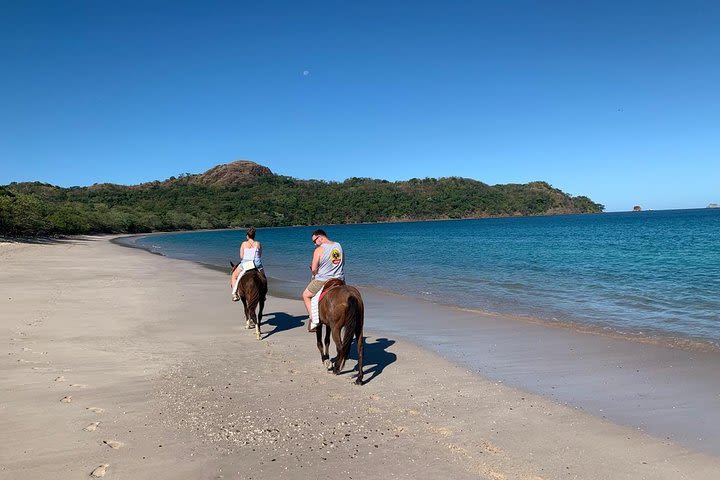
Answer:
262;311;306;339
345;337;397;384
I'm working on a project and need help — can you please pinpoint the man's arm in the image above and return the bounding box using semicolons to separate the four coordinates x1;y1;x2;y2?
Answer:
310;247;322;277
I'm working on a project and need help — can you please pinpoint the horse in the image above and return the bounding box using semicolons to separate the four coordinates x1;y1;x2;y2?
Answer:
229;262;268;340
314;278;365;385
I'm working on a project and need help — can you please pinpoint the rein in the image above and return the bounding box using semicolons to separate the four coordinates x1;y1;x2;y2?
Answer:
319;283;343;303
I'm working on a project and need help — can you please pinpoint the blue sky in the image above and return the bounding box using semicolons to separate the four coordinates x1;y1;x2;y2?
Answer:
1;1;718;212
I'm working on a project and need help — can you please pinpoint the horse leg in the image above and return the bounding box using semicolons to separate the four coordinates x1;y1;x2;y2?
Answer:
315;326;327;367
258;295;265;325
331;325;344;375
323;325;331;370
249;302;260;341
355;329;363;385
240;297;252;329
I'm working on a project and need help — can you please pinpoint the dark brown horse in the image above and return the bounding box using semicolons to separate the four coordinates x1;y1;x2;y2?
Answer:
230;263;268;340
315;279;365;385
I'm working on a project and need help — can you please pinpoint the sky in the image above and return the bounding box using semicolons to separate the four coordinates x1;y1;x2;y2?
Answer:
1;1;718;212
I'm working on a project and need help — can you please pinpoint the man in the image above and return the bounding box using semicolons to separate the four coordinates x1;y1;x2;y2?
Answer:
302;229;345;332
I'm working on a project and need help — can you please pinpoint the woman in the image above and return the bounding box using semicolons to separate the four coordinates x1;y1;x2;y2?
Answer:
231;226;265;301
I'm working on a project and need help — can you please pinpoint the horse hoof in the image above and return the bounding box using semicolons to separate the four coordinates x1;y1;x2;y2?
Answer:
354;378;364;386
323;359;332;369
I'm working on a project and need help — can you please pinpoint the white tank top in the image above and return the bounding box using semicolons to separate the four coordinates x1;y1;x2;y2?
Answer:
242;243;262;268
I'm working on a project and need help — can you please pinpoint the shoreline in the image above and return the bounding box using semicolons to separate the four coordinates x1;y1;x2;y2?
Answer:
114;233;720;354
114;234;720;455
2;236;719;478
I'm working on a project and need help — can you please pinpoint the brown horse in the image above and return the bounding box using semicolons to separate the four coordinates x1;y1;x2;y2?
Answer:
230;262;267;340
315;279;365;385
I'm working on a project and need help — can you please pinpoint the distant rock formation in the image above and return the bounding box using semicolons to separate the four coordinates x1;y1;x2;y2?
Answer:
192;160;274;186
632;205;642;212
146;160;274;188
708;203;719;209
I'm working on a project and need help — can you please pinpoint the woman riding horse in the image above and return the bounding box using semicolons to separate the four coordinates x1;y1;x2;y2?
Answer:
230;226;267;340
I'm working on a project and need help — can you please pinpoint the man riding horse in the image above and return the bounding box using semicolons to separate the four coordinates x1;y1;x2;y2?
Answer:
302;229;345;333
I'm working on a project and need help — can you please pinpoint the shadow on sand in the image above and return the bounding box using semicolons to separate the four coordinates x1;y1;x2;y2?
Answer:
262;311;307;339
345;337;397;384
259;311;397;385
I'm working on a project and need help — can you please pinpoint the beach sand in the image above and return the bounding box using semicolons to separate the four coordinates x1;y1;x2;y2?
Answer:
1;237;719;479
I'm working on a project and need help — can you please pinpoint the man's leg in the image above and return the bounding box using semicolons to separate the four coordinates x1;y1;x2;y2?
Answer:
302;288;313;317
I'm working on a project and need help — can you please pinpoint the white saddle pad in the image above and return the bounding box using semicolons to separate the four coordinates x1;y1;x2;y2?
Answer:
310;285;325;329
241;260;256;271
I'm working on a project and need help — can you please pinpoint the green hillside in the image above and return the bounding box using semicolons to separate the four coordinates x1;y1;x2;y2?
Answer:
0;161;604;236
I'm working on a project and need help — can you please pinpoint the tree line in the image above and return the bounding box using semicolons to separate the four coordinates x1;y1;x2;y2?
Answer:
0;175;604;237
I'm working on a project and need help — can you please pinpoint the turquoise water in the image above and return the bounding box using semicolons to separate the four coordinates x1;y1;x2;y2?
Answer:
126;209;720;345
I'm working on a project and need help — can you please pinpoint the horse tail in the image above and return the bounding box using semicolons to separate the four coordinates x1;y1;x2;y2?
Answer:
338;293;362;371
241;272;260;314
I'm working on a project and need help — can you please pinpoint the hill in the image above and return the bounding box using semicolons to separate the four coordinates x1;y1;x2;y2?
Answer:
0;160;604;236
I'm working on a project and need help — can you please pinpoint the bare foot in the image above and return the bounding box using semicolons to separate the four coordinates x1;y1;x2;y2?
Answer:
90;464;109;477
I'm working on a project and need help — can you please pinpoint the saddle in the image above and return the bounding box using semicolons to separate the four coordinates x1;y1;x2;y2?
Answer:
319;278;345;303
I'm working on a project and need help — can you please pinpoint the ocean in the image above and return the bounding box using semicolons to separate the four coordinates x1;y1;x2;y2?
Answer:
122;208;720;347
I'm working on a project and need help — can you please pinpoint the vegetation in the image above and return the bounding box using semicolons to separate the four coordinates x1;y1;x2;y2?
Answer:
0;162;604;237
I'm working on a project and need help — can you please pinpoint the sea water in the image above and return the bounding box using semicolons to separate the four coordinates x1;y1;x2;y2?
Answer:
124;208;720;346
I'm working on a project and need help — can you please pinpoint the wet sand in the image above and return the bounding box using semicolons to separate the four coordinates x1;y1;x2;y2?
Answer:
1;237;719;479
357;287;720;455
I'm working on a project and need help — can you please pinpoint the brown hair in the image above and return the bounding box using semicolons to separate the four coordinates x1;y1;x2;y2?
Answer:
246;226;256;239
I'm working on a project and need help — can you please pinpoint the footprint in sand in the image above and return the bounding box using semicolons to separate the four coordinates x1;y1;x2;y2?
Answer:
60;395;72;403
69;383;88;388
55;376;66;382
21;347;31;352
87;407;105;413
103;440;124;449
90;464;109;477
83;422;100;432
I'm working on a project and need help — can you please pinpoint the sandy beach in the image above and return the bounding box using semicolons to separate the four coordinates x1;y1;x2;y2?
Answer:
1;237;719;479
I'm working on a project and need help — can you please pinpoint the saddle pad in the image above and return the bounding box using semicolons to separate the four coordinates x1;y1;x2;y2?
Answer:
241;260;255;271
310;284;325;328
